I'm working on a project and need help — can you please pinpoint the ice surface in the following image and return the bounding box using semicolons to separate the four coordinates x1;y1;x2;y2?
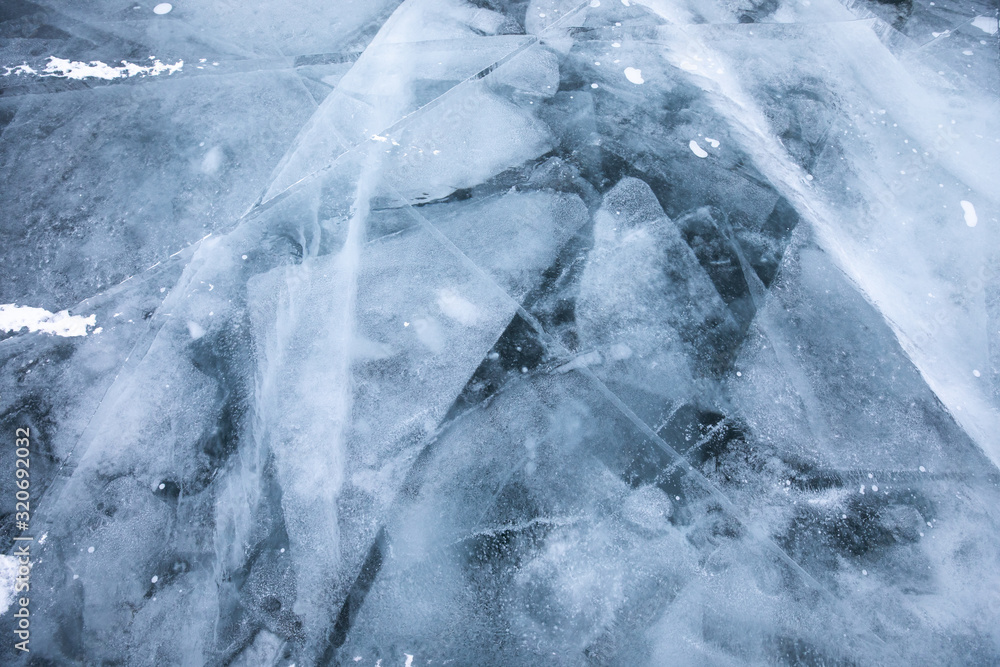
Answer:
1;0;999;665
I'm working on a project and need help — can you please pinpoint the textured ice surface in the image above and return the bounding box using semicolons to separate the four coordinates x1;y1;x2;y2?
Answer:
1;0;998;665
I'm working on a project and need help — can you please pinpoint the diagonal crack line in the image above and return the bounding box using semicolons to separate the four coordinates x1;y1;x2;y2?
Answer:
253;0;595;209
387;183;895;652
22;311;169;535
679;34;997;469
4;35;530;97
1;0;398;96
0;238;203;354
26;244;211;537
192;0;598;254
561;16;884;32
253;36;541;206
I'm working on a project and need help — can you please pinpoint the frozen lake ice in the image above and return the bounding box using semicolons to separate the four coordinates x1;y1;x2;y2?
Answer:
1;0;999;664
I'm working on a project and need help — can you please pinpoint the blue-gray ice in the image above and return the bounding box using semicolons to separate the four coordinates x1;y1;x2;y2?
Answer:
1;0;999;664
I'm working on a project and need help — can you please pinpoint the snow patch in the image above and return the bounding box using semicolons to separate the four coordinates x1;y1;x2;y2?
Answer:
3;56;183;80
971;16;998;35
689;140;708;158
959;200;977;227
0;555;17;615
624;67;644;84
0;304;96;337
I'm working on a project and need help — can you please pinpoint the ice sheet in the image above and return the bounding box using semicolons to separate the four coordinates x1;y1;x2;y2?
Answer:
2;0;998;664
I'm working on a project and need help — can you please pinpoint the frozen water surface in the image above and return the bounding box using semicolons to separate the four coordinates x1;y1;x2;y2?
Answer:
1;0;998;664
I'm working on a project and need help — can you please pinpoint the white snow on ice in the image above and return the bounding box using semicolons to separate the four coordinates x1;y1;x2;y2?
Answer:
0;304;96;337
689;140;708;158
960;200;977;227
0;555;17;615
3;56;183;80
971;16;998;35
624;67;645;84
